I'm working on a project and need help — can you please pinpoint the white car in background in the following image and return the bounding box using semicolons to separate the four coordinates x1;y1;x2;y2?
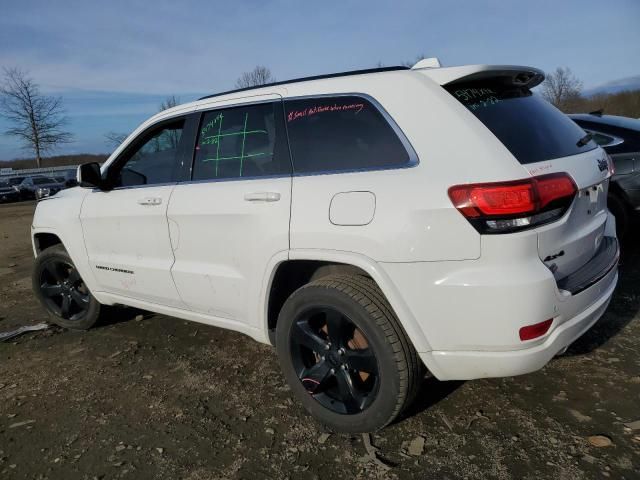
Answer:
30;60;618;432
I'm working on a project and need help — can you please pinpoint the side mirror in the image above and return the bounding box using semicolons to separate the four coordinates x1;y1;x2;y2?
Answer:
77;162;103;189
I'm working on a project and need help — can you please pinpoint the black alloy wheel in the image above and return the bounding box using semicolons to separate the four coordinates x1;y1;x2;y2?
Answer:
276;274;423;433
39;258;90;321
32;244;101;330
290;306;380;414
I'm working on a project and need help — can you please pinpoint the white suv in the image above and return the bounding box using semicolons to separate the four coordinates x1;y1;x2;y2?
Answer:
31;62;619;432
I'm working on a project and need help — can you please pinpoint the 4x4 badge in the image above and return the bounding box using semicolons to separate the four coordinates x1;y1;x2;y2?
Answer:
597;157;608;172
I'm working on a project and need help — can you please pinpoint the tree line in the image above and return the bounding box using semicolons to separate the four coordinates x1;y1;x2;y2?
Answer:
541;66;640;117
0;64;637;167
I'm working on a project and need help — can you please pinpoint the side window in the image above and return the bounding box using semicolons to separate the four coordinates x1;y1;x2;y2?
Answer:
112;119;185;188
192;102;290;181
284;96;411;174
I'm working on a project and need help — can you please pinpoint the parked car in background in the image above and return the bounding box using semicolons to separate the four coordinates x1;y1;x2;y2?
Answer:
6;176;27;190
0;179;21;203
569;112;640;237
18;176;66;200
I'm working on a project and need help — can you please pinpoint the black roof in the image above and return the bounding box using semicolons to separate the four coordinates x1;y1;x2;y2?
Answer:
198;66;410;101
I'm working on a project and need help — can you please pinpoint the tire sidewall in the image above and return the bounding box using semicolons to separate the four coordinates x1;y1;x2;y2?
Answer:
276;284;403;433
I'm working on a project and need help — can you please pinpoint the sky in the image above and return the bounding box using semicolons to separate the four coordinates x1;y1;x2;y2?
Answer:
0;0;639;160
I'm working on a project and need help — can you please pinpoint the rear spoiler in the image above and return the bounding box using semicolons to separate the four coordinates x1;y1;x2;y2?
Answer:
417;64;545;89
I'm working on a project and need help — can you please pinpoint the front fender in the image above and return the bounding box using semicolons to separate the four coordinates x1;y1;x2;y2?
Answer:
31;189;100;297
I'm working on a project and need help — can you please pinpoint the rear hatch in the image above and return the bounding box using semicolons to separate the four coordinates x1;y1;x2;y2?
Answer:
437;67;612;281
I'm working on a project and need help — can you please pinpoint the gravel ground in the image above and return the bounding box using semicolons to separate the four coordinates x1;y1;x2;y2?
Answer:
0;201;639;480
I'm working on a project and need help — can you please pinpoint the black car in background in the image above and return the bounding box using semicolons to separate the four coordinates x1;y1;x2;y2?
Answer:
17;176;66;200
570;112;640;237
0;179;20;203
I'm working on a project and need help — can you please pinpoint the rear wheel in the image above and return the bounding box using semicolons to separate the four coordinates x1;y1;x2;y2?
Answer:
276;274;423;432
32;244;101;330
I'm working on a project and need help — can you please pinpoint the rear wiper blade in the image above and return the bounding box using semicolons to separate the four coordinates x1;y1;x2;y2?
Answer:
576;132;593;147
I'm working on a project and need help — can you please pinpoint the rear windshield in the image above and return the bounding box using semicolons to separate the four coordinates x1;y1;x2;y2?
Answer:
445;80;597;164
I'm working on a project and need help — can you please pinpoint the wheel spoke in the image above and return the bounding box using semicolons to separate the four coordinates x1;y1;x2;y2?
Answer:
61;295;71;318
300;359;332;393
41;283;63;298
335;369;364;413
67;269;81;285
292;320;329;354
324;310;351;347
344;349;377;374
70;289;89;307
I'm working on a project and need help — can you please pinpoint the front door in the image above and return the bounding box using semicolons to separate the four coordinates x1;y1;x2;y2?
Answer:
80;117;190;307
168;99;292;328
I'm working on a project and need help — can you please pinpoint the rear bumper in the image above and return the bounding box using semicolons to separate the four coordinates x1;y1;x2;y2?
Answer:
421;268;617;380
380;216;619;381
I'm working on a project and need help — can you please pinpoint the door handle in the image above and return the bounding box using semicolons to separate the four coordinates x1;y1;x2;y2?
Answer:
137;197;162;206
244;192;281;202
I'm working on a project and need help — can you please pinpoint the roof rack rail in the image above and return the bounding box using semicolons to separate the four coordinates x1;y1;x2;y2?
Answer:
198;66;410;101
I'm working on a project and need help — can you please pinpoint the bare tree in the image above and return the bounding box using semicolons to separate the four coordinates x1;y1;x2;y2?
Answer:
541;67;583;111
104;131;128;148
0;68;72;167
235;66;275;89
158;95;180;112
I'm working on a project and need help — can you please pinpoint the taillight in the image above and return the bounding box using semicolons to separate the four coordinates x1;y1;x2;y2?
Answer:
448;173;577;233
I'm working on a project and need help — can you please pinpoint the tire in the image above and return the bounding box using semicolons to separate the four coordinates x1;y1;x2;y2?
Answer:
608;192;628;240
32;244;101;330
275;274;423;432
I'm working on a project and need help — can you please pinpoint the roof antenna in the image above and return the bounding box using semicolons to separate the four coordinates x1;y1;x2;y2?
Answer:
589;109;604;116
411;57;441;69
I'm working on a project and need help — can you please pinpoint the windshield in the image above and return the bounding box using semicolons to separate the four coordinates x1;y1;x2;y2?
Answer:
445;80;598;164
8;178;24;186
33;177;57;185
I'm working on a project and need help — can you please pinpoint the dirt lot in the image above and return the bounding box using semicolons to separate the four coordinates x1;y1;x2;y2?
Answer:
0;201;639;480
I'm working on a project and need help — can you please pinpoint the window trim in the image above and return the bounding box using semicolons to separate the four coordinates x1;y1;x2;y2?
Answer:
284;92;419;177
104;115;190;191
184;99;293;185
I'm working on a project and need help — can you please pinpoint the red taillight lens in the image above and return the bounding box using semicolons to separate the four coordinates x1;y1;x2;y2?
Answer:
448;173;577;233
449;181;536;218
519;319;553;341
535;175;576;210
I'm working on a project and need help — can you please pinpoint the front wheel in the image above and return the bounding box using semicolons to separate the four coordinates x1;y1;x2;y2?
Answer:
276;274;423;432
32;244;101;330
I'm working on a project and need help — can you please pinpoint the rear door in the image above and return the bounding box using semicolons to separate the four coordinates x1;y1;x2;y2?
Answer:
168;98;292;329
443;75;612;279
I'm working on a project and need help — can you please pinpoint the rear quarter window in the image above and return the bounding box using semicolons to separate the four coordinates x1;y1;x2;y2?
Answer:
284;96;412;174
445;81;597;164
